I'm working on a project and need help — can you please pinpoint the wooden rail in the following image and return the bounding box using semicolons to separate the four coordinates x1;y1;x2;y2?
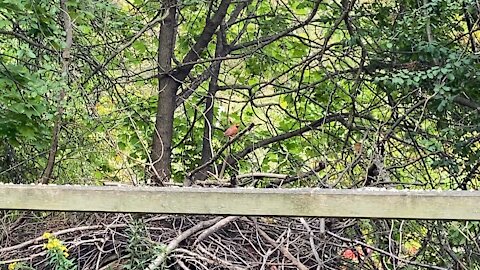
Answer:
0;184;478;220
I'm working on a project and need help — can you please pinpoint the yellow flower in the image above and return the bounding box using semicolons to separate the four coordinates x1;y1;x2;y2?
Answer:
42;233;70;254
8;262;17;270
42;232;52;239
46;242;54;250
52;239;61;248
63;252;69;258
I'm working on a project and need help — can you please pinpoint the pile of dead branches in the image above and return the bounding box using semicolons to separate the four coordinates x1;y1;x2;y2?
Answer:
0;212;462;269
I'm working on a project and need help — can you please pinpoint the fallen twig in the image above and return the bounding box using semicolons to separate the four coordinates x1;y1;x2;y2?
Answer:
253;219;308;270
146;217;223;270
195;216;239;245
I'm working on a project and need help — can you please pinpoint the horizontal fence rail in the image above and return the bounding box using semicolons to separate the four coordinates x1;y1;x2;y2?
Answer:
1;184;479;220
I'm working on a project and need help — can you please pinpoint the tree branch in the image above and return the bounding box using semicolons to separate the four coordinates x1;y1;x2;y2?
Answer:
147;217;223;270
81;9;170;87
40;0;73;184
226;114;347;167
453;95;480;110
0;30;56;53
185;123;255;184
254;219;308;270
172;0;233;82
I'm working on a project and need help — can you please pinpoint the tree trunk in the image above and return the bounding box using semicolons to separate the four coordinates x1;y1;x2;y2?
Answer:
194;31;226;182
150;0;178;184
40;0;72;184
150;0;232;184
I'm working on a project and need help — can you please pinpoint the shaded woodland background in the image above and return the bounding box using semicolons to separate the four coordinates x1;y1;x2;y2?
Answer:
1;0;480;268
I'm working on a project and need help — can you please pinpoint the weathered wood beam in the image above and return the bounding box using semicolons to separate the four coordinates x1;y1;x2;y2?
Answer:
0;184;478;220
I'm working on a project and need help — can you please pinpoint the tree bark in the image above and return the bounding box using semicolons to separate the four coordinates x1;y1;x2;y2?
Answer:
150;0;177;184
40;0;72;184
150;0;232;184
194;31;226;182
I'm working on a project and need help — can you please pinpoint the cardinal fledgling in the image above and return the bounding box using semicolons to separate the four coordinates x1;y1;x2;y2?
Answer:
224;124;240;139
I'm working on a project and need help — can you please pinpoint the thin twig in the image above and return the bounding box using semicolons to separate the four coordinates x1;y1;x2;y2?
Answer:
299;218;322;269
254;221;308;270
326;231;448;270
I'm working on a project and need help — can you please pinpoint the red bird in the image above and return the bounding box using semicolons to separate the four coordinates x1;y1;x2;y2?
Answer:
224;124;239;139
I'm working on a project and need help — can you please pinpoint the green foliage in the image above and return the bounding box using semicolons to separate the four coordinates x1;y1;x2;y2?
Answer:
124;219;167;270
2;0;480;268
43;232;77;270
1;0;478;188
0;63;54;147
4;232;77;270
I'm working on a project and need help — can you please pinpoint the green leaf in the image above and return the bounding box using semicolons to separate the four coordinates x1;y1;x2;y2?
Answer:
391;77;404;84
18;125;35;139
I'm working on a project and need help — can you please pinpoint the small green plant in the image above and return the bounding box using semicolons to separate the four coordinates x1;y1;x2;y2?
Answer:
124;219;167;270
42;232;77;270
